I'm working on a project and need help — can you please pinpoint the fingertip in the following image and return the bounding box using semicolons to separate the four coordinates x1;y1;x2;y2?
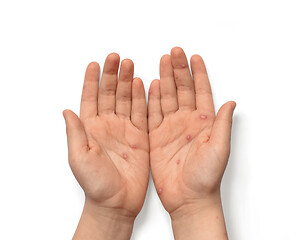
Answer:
121;58;134;68
107;52;120;62
62;109;72;119
87;61;100;71
132;77;145;95
63;110;80;126
160;54;171;63
171;46;184;56
151;78;160;85
190;55;207;74
170;46;189;69
104;53;120;69
62;109;67;117
102;53;120;78
133;77;143;86
119;59;134;77
149;79;160;95
63;110;72;129
160;55;173;79
226;101;237;111
190;54;204;64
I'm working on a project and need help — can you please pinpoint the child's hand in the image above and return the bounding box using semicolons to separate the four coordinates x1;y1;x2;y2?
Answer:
148;47;235;239
63;54;149;239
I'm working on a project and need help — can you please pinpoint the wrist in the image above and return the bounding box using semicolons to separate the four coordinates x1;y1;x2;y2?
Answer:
73;198;135;240
170;191;221;220
170;191;228;240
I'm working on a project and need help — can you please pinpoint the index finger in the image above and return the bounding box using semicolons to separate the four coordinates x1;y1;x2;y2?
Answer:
80;62;100;119
190;55;215;115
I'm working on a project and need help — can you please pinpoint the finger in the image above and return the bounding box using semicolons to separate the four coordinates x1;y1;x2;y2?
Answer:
170;47;196;110
160;54;178;115
148;79;163;131
131;78;148;132
98;53;120;115
80;62;100;119
190;55;215;115
116;59;134;118
63;110;88;158
210;101;236;153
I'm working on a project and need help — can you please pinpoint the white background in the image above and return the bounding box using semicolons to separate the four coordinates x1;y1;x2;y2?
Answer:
0;0;302;239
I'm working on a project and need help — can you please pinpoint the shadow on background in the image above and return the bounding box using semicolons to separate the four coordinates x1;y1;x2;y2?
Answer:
221;113;247;240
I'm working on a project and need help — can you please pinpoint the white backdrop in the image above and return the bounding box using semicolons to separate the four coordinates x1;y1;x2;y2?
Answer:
0;0;303;239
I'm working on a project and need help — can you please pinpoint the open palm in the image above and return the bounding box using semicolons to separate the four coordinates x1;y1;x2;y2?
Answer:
63;54;149;217
148;47;236;214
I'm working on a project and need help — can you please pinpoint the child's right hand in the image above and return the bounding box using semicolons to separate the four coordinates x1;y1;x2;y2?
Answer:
63;54;149;239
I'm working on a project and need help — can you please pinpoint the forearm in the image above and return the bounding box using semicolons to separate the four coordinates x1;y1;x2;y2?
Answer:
73;199;135;240
170;192;228;240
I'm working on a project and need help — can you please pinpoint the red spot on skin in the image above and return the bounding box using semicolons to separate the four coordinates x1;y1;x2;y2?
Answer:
202;136;210;143
177;159;180;165
180;64;186;68
216;216;219;219
186;135;191;141
131;145;137;149
122;153;128;160
200;114;207;119
158;188;163;195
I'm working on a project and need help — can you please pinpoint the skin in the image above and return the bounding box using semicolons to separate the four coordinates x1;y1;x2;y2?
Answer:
148;47;236;239
63;54;149;240
64;48;235;239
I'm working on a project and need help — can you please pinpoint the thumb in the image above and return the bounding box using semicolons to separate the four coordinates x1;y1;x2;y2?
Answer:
210;101;236;152
63;110;88;155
